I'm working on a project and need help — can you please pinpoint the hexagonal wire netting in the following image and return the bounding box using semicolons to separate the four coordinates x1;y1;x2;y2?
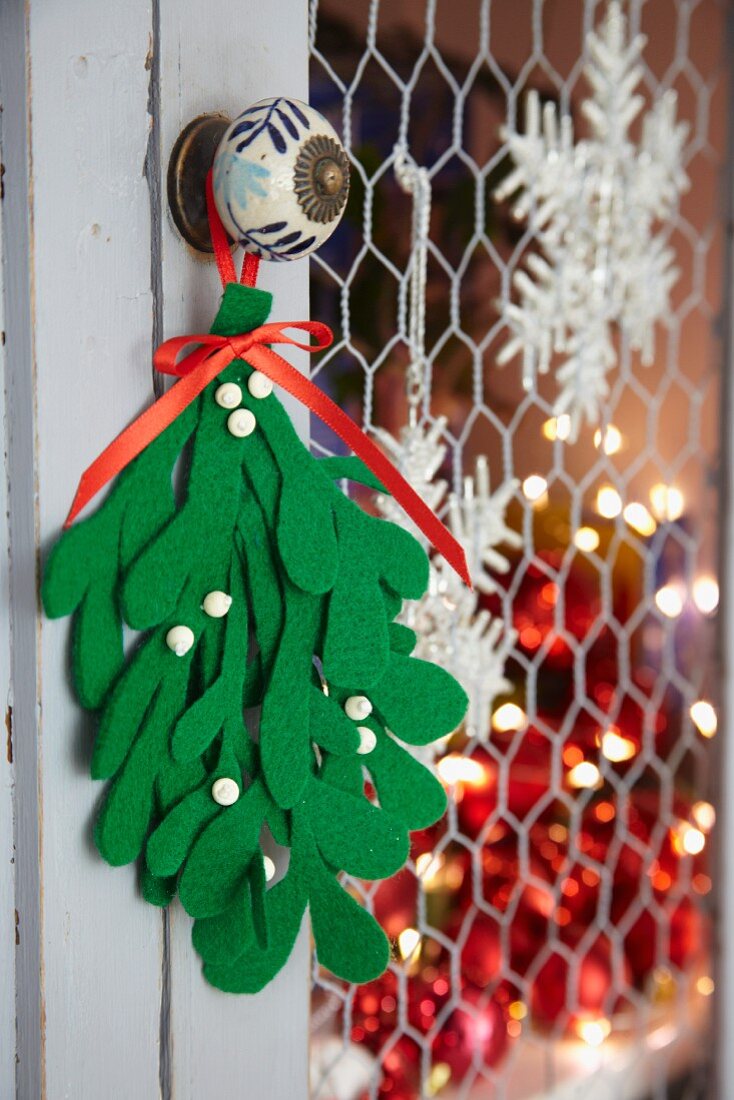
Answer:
307;1;728;1097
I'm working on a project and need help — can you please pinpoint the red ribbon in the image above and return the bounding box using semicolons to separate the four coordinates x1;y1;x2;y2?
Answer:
64;176;471;588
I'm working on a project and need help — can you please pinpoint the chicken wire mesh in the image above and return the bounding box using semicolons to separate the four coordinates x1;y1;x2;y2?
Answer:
307;1;728;1097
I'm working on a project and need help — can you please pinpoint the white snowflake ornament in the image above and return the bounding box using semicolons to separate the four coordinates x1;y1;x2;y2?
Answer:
375;432;519;750
373;416;448;542
495;1;689;439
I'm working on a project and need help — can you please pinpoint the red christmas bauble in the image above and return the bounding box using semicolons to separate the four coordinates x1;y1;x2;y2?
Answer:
372;869;418;939
531;941;617;1029
431;987;509;1080
451;912;503;989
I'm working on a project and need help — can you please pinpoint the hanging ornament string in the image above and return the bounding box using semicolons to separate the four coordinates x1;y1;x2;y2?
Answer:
64;171;471;587
394;146;431;429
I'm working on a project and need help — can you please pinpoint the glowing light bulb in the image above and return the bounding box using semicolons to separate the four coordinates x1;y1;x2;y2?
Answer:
623;502;656;536
690;700;717;738
576;1017;611;1047
426;1064;451;1096
398;927;421;960
508;1001;528;1021
692;801;715;832
674;822;705;856
693;576;719;615
601;729;637;763
650;483;684;521
567;761;602;789
523;474;548;502
655;583;684;618
574;526;600;552
595;486;622;518
415;852;444;887
543;414;572;441
437;754;485;786
696;976;715;996
593;424;622;454
492;702;527;732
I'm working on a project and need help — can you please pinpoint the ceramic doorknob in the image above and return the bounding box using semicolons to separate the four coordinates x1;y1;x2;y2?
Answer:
211;97;350;261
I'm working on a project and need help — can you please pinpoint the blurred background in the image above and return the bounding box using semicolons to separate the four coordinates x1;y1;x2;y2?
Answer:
306;2;726;1098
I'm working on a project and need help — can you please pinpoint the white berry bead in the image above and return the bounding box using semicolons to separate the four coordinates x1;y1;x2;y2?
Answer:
345;695;372;721
227;408;256;438
356;726;377;755
202;590;232;618
166;625;195;657
263;855;276;882
215;382;242;408
247;371;273;399
211;777;240;806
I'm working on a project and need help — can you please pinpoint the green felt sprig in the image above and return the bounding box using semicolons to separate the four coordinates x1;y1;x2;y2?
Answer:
43;282;468;994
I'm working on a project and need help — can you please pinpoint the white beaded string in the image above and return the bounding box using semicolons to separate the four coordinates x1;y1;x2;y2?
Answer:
393;145;432;429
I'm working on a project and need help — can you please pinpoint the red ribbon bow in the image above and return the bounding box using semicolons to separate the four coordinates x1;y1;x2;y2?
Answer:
65;175;471;588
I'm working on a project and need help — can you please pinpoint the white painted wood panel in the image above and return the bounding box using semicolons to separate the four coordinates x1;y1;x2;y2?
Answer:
23;1;165;1096
157;2;311;1097
0;43;18;1097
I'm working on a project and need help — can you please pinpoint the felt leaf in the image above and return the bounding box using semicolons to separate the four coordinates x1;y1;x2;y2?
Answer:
365;728;447;830
238;442;290;682
196;612;227;693
192;883;255;966
146;786;220;878
322;508;390;687
121;509;193;629
91;634;180;781
248;388;338;595
178;783;267;919
376;520;429;600
171;677;226;761
309;687;360;755
308;778;409;879
318;456;386;492
277;466;338;595
381;584;403;621
211;282;272;336
156;755;208;816
42;509;112;619
259;589;320;808
226;716;256;779
95;691;171;866
309;861;389;984
266;803;291;848
43;507;125;710
388;622;417;655
172;566;250;761
238;482;284;679
318;752;364;799
204;870;307;994
73;583;124;710
371;651;468;745
118;401;200;568
141;866;177;908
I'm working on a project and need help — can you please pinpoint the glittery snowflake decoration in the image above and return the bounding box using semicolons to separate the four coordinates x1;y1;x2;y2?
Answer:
495;1;689;439
374;417;520;751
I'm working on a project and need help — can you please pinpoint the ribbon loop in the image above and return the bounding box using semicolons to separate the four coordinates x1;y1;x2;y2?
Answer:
65;317;470;587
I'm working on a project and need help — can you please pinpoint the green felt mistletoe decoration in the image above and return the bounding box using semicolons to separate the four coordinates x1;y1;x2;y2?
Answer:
43;283;468;993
